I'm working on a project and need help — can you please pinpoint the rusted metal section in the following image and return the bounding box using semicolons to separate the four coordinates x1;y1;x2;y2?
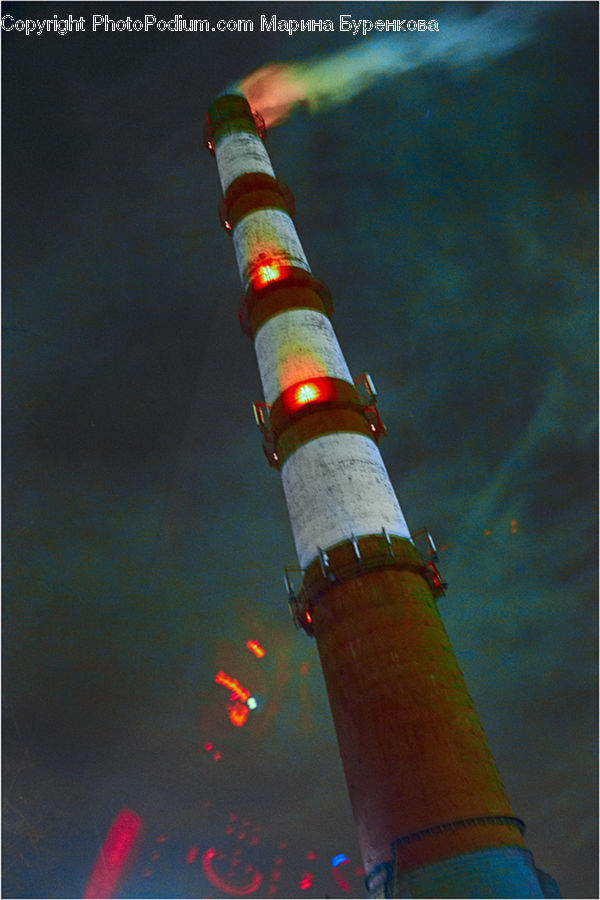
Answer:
239;267;333;338
310;564;522;875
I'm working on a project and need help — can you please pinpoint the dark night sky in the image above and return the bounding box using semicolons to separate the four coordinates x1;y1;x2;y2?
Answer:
2;2;597;898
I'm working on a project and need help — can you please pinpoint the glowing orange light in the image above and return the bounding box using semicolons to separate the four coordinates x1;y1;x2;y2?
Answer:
228;702;250;727
84;809;142;899
202;848;263;896
511;519;518;534
293;381;320;408
305;611;312;624
247;640;265;658
215;670;250;702
254;262;282;287
484;529;491;536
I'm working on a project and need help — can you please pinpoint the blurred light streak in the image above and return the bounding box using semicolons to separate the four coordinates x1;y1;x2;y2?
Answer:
83;809;141;899
215;670;250;702
228;701;249;727
186;846;199;864
332;854;351;892
202;848;262;895
300;872;313;889
246;640;265;658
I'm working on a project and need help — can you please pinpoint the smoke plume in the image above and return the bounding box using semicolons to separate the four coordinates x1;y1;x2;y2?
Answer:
235;4;552;128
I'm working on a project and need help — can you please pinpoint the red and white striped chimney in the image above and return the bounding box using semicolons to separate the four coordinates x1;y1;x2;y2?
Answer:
205;93;557;900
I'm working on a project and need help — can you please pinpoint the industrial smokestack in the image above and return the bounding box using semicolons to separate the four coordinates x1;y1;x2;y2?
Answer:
205;93;560;899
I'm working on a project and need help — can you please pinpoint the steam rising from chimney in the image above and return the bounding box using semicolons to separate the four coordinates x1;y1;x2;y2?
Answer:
233;4;551;128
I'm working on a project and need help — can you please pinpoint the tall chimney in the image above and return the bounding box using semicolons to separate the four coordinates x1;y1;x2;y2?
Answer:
205;93;559;899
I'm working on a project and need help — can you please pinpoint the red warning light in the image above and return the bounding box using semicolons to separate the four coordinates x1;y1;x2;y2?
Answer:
300;872;313;890
305;611;312;625
253;262;282;288
292;381;321;409
247;640;265;658
427;563;443;590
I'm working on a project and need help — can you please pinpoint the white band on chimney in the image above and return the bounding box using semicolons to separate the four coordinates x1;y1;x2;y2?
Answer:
215;132;275;193
254;309;353;405
232;209;311;292
281;432;411;570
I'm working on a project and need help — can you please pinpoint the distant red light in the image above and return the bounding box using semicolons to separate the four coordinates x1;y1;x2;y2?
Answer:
186;846;199;864
305;611;312;625
300;873;313;890
247;640;265;658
